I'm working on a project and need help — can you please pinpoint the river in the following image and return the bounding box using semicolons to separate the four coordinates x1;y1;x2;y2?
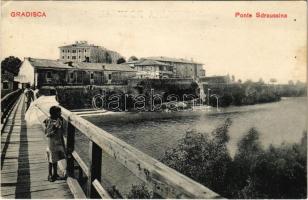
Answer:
75;97;307;196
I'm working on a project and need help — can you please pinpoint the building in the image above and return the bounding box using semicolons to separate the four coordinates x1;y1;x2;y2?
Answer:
142;56;205;79
1;68;19;97
59;41;123;64
130;59;174;79
16;58;137;88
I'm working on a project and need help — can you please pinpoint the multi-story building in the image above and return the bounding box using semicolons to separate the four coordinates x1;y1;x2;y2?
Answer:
142;56;205;79
130;59;174;79
59;41;123;64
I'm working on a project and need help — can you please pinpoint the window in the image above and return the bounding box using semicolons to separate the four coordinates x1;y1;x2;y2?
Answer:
72;50;76;53
68;50;70;53
70;72;74;79
108;74;112;80
67;56;70;59
77;71;83;83
46;71;52;79
90;72;94;79
62;50;64;53
3;82;9;89
62;56;64;59
79;49;81;52
72;56;76;60
85;49;87;52
79;56;80;59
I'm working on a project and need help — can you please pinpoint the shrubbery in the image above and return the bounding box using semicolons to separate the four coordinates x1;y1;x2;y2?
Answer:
162;119;307;198
127;183;153;199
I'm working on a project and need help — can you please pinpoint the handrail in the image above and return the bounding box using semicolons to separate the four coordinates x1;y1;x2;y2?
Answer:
92;179;111;199
34;101;221;199
1;89;20;102
1;89;22;125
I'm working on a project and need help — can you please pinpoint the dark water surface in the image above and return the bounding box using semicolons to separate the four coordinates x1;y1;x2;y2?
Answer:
75;97;307;196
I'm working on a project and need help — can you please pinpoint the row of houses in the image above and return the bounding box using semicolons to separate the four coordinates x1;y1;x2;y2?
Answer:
59;41;205;79
14;41;208;89
15;58;136;88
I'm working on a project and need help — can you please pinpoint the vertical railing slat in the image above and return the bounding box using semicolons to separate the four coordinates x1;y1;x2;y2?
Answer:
87;141;102;198
66;121;75;177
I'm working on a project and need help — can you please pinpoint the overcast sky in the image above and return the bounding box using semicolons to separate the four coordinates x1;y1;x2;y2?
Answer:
1;1;306;83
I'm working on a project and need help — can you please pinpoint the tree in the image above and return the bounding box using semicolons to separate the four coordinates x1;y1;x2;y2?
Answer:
270;78;277;84
258;78;265;84
162;119;233;197
104;52;113;64
288;80;294;85
117;57;126;64
1;56;22;75
231;75;235;82
128;56;138;62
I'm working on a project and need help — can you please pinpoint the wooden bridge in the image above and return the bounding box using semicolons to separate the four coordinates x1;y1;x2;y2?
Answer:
1;92;221;199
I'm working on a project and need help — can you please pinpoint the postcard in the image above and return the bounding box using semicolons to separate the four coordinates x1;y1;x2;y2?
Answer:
1;1;307;199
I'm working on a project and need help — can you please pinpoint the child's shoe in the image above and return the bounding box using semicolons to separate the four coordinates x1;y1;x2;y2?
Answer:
48;175;55;182
53;174;66;181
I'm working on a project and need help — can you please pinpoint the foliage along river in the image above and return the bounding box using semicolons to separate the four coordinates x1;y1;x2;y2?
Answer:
74;97;307;196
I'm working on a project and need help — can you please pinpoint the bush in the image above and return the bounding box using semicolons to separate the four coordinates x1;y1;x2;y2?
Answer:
162;119;233;196
127;183;153;199
162;122;307;198
238;131;307;198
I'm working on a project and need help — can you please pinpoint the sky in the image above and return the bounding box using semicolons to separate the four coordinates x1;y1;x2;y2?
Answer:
1;1;307;83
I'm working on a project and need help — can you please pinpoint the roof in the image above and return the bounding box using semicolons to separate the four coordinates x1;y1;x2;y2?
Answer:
27;58;136;72
58;41;99;48
28;58;72;69
73;62;136;72
134;59;172;66
143;56;203;65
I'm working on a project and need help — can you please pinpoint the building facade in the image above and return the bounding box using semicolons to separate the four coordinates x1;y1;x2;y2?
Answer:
142;56;206;79
1;69;18;97
131;59;174;79
16;58;137;88
59;41;123;64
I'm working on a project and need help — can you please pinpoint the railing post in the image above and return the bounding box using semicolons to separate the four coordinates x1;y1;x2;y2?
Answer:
66;121;75;177
87;141;102;198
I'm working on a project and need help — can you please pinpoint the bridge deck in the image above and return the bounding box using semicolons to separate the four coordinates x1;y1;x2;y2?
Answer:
1;94;73;199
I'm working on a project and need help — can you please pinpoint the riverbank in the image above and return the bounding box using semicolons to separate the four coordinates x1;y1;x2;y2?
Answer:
74;97;306;196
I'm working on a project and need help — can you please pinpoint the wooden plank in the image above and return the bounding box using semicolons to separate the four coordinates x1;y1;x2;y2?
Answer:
92;179;111;199
66;177;87;199
1;95;73;199
1;181;69;196
72;151;89;177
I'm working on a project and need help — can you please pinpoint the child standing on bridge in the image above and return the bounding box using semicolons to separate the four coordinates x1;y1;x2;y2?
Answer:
44;106;66;182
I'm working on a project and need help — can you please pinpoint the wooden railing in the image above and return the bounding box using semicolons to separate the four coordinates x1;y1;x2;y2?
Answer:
1;89;22;125
34;101;221;199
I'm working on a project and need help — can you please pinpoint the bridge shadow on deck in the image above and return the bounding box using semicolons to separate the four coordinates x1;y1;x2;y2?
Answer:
15;101;31;199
